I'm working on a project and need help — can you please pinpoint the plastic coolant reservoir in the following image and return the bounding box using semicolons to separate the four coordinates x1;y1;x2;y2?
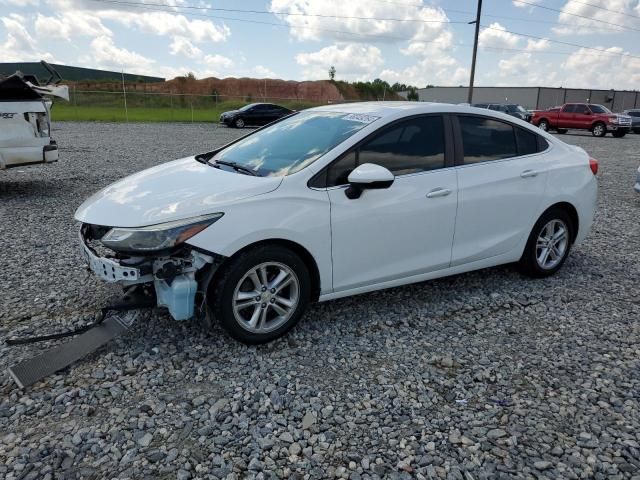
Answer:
155;276;197;321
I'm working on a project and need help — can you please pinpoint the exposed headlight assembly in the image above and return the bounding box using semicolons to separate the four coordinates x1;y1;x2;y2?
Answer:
100;213;223;252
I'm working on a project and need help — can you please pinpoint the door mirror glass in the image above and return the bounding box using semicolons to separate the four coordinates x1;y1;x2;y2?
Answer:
345;163;394;199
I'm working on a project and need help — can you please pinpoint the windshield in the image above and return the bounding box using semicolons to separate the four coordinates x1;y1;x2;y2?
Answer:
211;111;377;176
589;104;611;114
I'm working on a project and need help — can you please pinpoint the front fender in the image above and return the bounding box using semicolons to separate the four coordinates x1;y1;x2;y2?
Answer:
185;191;333;294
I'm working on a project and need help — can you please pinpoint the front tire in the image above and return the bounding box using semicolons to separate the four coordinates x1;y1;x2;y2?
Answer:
207;245;311;344
518;208;573;278
592;122;606;137
538;119;549;132
234;117;245;128
612;130;626;138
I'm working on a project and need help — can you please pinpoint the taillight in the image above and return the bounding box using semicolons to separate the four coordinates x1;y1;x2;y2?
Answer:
589;158;599;175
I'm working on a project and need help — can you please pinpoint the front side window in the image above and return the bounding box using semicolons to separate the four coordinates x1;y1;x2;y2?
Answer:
589;104;611;114
212;111;374;177
575;104;590;114
358;116;446;176
459;116;518;164
325;115;446;187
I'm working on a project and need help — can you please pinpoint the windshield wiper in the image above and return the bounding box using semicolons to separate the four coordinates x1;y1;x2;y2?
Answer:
211;160;258;176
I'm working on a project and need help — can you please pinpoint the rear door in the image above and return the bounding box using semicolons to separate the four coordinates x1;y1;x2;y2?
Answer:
559;104;576;128
325;114;459;292
451;115;549;265
573;104;592;129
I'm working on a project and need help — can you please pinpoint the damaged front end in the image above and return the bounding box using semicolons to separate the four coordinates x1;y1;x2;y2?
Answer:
79;216;223;321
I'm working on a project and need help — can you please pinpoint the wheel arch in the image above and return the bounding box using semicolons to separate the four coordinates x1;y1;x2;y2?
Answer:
212;238;322;302
591;120;606;130
539;201;579;243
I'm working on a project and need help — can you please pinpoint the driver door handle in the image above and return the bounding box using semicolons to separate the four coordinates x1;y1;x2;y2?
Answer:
426;188;452;198
520;169;539;178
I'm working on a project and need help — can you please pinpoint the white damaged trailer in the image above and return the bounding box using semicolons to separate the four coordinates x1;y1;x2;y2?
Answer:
0;63;69;170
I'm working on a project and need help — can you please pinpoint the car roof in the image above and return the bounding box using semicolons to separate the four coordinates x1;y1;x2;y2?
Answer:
308;101;523;119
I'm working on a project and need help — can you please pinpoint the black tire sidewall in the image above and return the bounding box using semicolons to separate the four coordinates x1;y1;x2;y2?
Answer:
209;245;311;344
519;209;574;278
235;118;245;128
539;120;548;131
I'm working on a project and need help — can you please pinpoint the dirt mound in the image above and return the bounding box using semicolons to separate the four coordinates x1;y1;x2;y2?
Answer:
73;77;346;103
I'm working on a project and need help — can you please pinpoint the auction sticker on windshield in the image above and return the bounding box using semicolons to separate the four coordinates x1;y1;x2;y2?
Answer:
342;113;380;124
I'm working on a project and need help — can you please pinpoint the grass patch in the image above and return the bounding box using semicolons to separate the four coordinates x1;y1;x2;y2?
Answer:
51;99;324;122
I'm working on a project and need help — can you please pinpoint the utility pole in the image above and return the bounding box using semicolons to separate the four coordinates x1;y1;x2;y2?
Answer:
467;0;483;104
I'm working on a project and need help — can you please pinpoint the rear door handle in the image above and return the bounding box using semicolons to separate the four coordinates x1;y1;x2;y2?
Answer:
426;188;452;198
520;169;539;178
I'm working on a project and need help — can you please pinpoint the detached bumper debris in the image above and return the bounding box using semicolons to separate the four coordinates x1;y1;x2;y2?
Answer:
6;287;154;389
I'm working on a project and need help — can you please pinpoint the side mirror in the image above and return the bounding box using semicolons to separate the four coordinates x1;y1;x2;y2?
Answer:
345;163;394;199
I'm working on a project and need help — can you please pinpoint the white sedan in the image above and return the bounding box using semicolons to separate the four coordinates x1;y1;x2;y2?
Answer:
75;102;598;344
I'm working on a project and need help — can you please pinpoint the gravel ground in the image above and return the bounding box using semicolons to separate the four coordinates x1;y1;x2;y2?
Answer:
1;123;639;480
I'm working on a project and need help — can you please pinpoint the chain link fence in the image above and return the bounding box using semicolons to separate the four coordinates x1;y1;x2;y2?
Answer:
53;89;328;122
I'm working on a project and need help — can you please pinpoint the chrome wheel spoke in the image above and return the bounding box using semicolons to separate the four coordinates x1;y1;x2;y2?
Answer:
275;295;294;308
248;305;261;329
271;302;289;317
236;290;258;301
248;271;261;290
269;269;289;290
258;266;269;287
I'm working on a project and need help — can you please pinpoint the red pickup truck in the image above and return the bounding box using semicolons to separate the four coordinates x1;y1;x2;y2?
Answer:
531;103;632;137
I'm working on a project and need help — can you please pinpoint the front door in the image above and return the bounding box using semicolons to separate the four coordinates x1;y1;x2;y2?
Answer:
326;115;459;292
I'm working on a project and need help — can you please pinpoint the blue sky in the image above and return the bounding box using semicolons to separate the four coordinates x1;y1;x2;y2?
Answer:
1;0;639;89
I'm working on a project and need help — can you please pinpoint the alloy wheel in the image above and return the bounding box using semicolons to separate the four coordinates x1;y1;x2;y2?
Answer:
232;262;300;333
593;124;605;137
535;219;569;270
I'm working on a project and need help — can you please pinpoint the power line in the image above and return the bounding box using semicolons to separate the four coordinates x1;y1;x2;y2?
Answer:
511;0;640;32
88;0;640;61
89;0;468;26
481;24;640;60
565;0;640;20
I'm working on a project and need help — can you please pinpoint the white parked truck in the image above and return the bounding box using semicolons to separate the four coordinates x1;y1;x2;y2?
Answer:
0;62;69;170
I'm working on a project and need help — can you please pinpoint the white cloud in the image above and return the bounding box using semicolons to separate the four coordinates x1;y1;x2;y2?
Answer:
296;43;383;81
478;22;520;49
196;53;234;77
253;65;277;78
0;14;56;62
107;11;230;43
169;36;202;59
0;0;39;5
89;35;155;71
512;0;542;8
560;46;640;88
553;0;640;35
35;12;112;40
269;0;450;44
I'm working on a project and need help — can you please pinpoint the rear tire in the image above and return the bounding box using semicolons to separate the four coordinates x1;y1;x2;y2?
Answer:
556;128;568;134
592;122;606;137
538;119;549;131
207;245;311;344
518;208;574;278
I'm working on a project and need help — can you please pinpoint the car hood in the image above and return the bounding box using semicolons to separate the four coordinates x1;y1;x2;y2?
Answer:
75;156;282;227
222;110;239;117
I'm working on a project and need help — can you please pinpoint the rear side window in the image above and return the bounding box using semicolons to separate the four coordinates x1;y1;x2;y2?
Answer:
562;104;576;113
515;128;538;156
458;116;517;164
575;104;590;114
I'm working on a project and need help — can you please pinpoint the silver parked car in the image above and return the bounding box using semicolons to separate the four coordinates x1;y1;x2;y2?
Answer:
623;109;640;134
635;166;640;193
